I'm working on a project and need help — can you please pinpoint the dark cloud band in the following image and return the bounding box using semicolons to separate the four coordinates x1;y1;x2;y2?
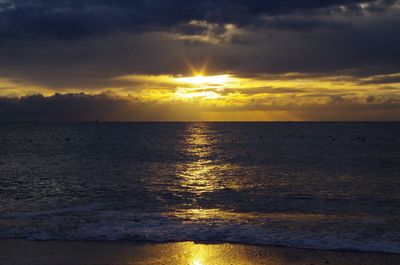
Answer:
0;93;398;121
0;0;392;39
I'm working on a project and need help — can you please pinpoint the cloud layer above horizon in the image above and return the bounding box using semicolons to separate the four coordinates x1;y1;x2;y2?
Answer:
0;0;399;120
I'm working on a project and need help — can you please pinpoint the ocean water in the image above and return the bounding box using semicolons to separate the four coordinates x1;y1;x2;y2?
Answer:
0;122;399;253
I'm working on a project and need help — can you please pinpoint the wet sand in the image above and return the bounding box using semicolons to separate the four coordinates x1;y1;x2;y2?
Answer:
0;240;399;265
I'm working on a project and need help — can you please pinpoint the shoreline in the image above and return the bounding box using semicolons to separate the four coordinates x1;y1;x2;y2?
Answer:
1;239;399;265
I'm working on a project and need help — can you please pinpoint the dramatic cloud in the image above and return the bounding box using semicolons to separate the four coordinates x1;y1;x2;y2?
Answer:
0;0;399;120
0;93;399;121
0;93;200;121
1;0;391;40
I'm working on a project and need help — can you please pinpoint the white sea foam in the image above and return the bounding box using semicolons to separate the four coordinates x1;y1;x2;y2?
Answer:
1;208;399;254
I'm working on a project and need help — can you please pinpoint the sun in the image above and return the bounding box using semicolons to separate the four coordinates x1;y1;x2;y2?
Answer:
173;74;232;100
175;74;231;86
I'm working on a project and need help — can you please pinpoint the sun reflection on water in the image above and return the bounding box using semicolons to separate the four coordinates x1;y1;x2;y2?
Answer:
171;123;260;228
187;244;209;265
164;242;272;265
177;123;224;195
170;123;234;225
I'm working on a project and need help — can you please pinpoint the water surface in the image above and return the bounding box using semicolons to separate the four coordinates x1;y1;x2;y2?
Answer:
0;122;399;252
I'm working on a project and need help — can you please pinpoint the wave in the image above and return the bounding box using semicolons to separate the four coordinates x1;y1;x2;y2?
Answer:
1;207;399;254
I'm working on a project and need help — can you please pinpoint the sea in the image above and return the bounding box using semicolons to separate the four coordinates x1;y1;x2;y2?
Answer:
0;122;399;253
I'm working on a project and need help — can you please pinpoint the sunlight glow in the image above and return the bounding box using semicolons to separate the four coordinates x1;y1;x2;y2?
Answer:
192;260;203;265
175;74;231;86
14;71;399;121
173;74;232;99
175;88;221;99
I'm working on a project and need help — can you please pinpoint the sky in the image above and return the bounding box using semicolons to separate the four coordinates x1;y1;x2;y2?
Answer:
0;0;399;121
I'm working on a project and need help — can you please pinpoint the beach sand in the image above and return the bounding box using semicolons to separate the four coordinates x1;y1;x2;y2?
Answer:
0;240;399;265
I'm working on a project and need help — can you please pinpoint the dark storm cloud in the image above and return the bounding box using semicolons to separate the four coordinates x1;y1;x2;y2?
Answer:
0;0;399;93
0;93;195;121
0;0;390;40
0;93;133;121
0;93;399;121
